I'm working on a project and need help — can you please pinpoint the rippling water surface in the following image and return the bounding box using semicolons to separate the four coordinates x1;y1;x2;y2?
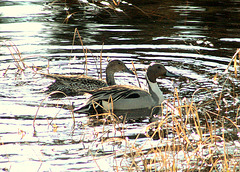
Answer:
0;0;240;171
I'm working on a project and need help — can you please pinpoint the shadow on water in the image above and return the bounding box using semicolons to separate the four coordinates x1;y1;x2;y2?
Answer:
0;0;240;171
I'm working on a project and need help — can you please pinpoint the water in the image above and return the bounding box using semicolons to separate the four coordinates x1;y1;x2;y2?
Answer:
0;0;240;171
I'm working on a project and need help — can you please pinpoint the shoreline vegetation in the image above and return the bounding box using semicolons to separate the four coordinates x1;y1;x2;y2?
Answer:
1;1;239;170
2;34;239;170
50;0;177;22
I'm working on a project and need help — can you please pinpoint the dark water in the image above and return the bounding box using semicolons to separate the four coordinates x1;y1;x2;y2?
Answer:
0;0;240;171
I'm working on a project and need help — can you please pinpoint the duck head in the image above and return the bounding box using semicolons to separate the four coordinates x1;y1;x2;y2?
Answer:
147;63;179;83
107;60;134;75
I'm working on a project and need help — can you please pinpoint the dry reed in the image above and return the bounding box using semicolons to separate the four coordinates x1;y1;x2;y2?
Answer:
81;49;240;171
2;37;239;171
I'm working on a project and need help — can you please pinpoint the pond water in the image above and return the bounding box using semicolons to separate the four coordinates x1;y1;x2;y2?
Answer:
0;0;240;171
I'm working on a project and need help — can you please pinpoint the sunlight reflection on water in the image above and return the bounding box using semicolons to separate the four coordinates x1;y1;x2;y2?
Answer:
0;0;240;171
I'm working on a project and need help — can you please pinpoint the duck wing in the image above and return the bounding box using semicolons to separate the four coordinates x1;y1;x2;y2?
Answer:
86;85;150;103
40;73;107;96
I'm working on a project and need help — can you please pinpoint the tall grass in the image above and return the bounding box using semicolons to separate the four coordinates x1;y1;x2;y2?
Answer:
1;40;49;77
81;49;240;171
71;28;107;79
2;38;239;171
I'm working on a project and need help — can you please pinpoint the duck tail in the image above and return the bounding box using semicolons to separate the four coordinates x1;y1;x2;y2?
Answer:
74;100;104;114
73;103;90;113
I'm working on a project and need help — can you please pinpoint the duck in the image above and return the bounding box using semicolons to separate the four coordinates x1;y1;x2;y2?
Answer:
41;60;134;96
74;63;179;118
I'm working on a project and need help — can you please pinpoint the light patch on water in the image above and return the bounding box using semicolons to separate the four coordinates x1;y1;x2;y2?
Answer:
220;38;240;42
0;4;45;18
0;0;240;171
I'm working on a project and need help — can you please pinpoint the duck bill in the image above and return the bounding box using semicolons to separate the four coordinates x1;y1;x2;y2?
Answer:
124;67;135;75
166;71;179;77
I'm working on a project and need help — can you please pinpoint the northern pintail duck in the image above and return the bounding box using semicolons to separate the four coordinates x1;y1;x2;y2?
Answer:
41;60;134;96
74;63;179;118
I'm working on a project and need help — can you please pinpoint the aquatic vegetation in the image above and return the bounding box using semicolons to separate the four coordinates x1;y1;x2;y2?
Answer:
50;0;170;22
1;40;49;77
1;40;239;171
37;49;239;171
76;49;239;171
77;83;239;171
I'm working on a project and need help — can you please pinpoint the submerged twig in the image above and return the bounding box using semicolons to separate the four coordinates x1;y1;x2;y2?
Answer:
33;91;75;135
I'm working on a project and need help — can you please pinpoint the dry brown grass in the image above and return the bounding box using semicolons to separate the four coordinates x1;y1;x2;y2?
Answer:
1;40;49;77
80;49;240;171
2;38;239;171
